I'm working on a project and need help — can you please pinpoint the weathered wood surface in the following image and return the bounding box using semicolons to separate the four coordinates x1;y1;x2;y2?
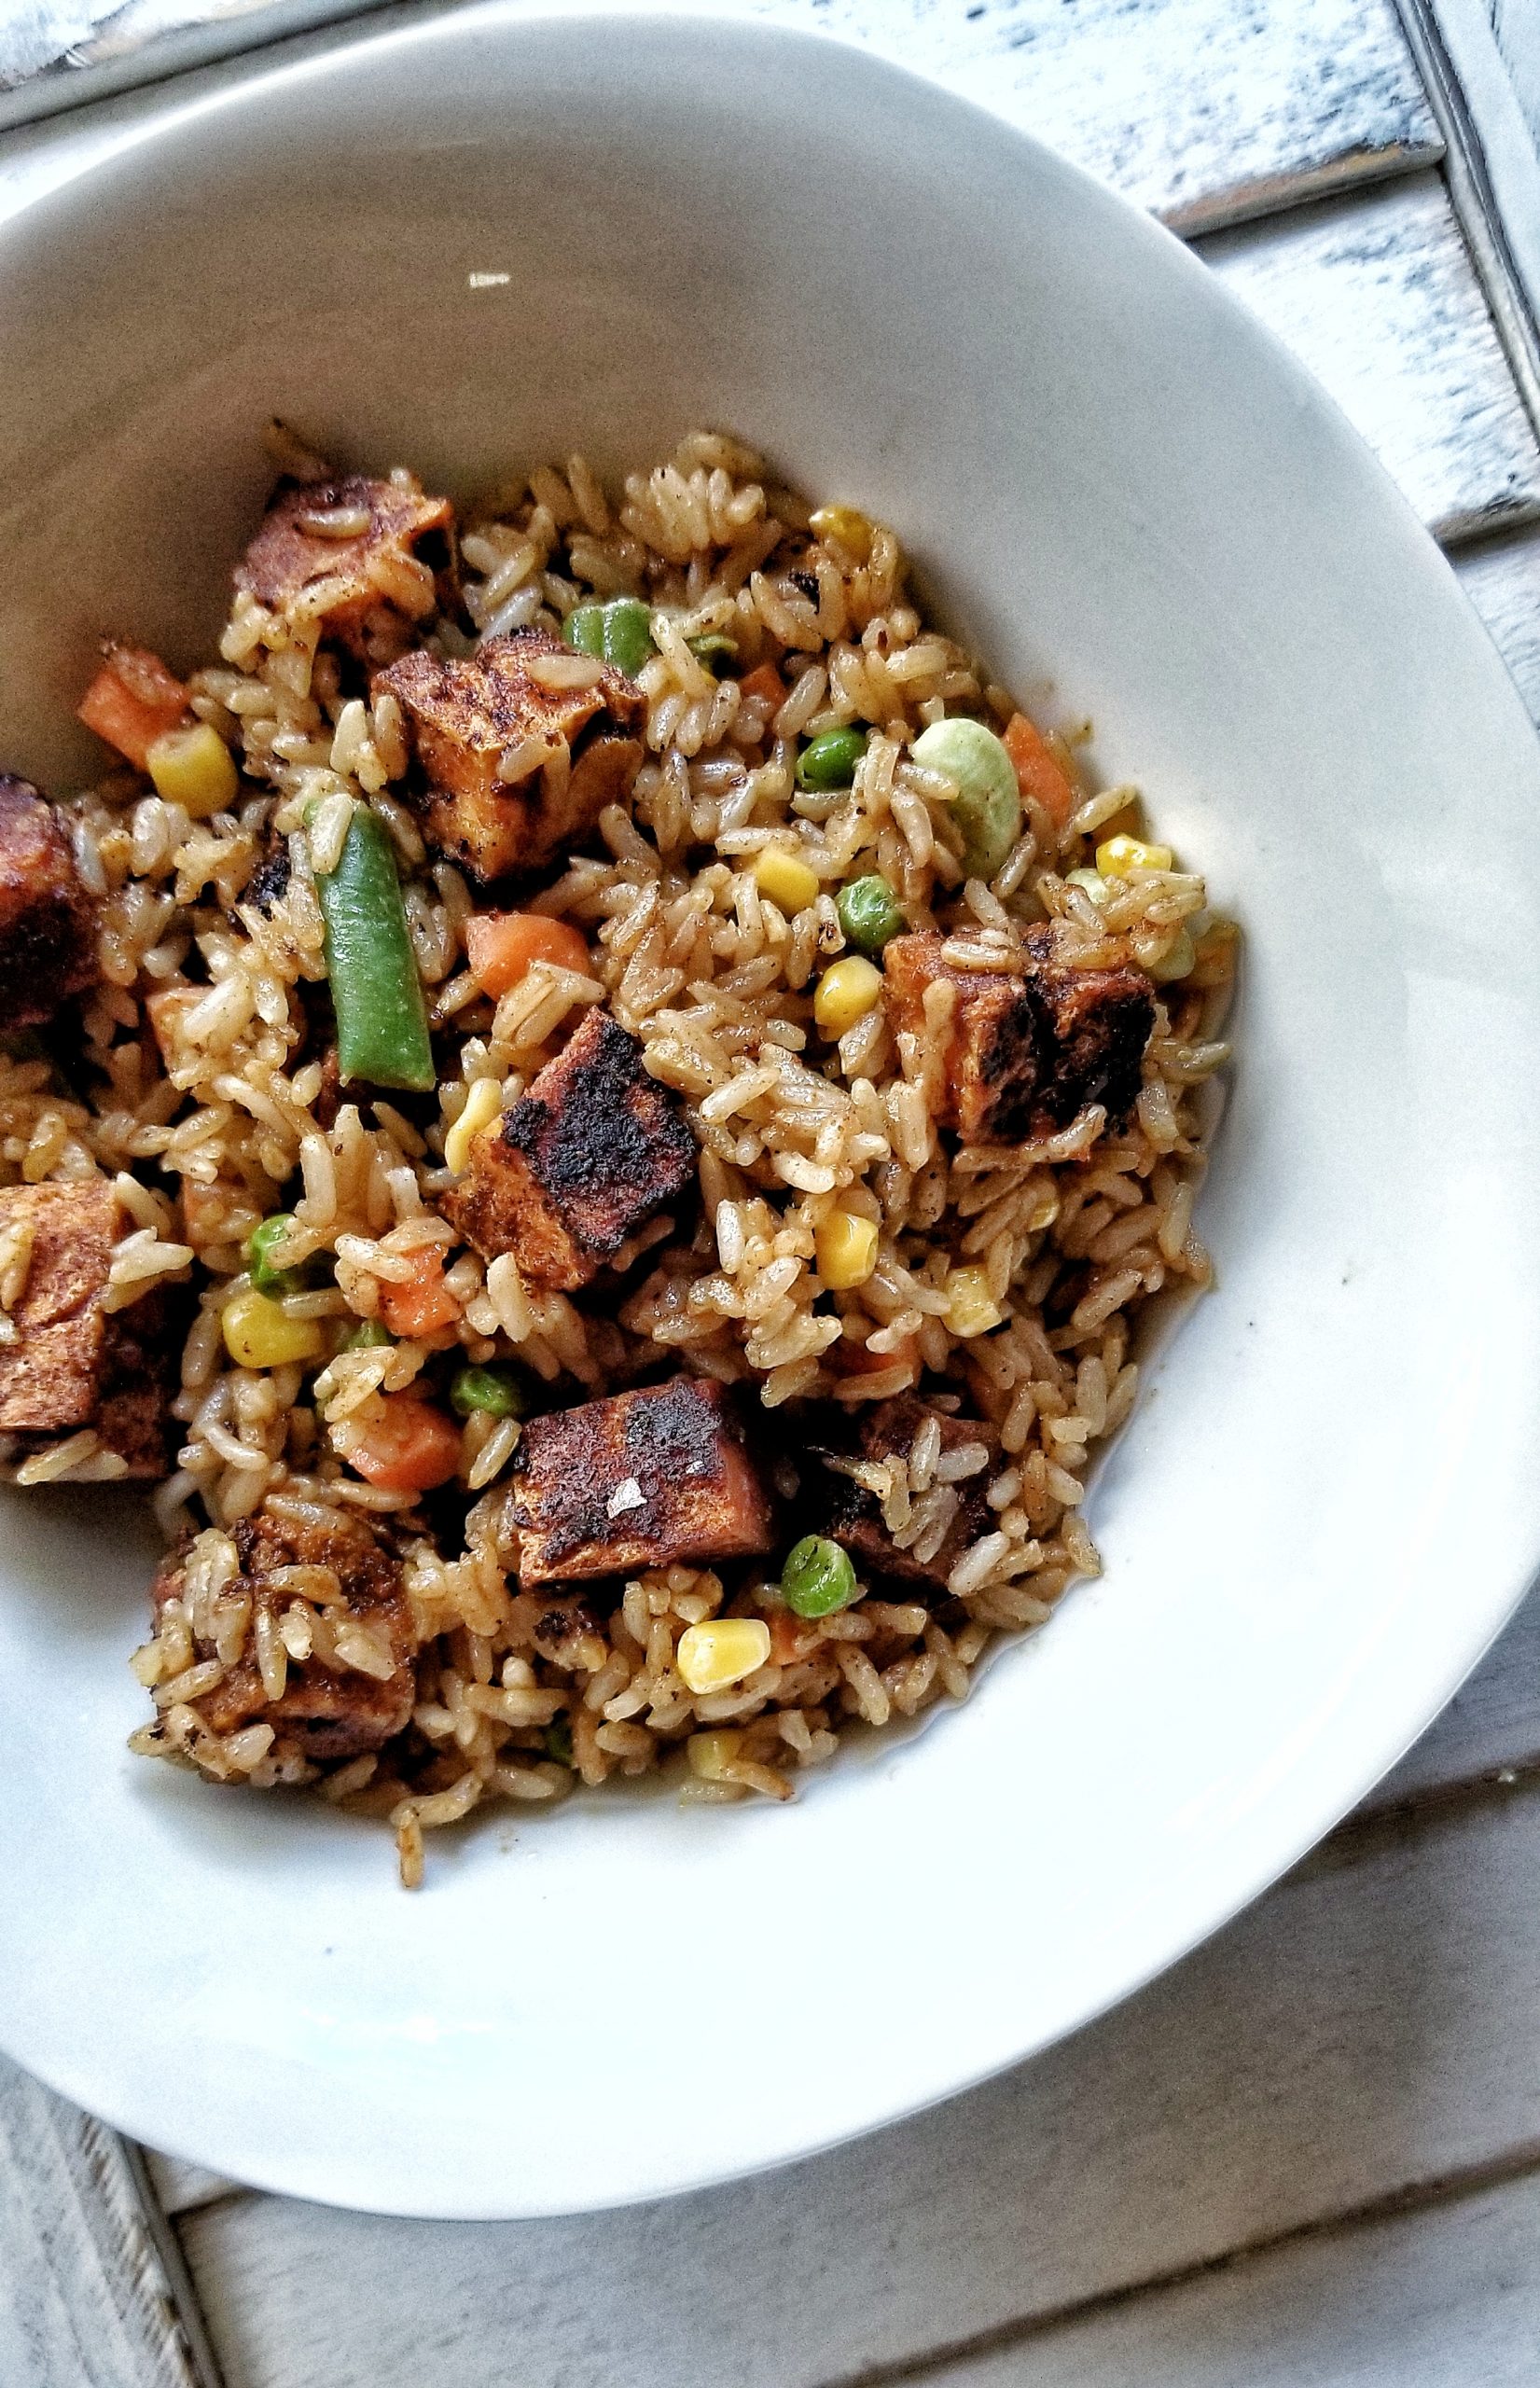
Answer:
1;0;1443;239
1202;172;1540;540
0;2055;215;2388
175;1779;1540;2388
1454;521;1540;717
923;2170;1540;2386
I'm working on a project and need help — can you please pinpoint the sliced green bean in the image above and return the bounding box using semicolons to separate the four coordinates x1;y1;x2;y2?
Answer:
563;598;656;678
310;804;435;1091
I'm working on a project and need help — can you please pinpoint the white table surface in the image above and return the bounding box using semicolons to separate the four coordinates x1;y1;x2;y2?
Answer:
4;4;1540;2383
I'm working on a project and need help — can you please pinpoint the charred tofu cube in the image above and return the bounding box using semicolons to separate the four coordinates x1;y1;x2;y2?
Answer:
819;1395;995;1597
512;1377;773;1586
0;775;98;1032
235;473;455;654
0;1179;173;1477
375;629;645;882
445;1008;696;1289
884;928;1153;1144
150;1502;417;1768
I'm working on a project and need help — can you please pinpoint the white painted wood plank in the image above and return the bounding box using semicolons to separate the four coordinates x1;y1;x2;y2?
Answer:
178;1784;1540;2388
1491;0;1540;153
0;0;1442;243
1454;522;1540;722
921;2167;1540;2386
1202;172;1540;540
1373;1581;1540;1805
0;2053;215;2388
746;0;1441;235
143;2155;239;2222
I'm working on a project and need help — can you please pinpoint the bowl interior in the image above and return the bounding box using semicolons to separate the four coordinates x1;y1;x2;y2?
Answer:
3;5;1540;2217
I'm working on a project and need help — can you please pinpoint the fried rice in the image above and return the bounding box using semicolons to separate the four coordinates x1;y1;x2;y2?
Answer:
0;426;1234;1884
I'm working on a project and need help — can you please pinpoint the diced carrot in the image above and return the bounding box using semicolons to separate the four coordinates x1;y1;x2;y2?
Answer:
1002;711;1078;832
768;1608;819;1667
378;1251;461;1340
464;910;592;1000
738;663;784;709
349;1395;462;1492
76;644;189;770
837;1330;919;1379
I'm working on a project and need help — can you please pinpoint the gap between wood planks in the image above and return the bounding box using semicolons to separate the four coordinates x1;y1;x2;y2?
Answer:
811;2142;1540;2388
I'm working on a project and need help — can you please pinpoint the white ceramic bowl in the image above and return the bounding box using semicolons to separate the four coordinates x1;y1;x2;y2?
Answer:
3;5;1540;2221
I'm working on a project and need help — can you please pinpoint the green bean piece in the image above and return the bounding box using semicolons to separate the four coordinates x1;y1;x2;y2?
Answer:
836;874;904;955
910;717;1022;882
563;598;656;678
310;804;436;1092
246;1212;317;1299
543;1717;575;1767
449;1362;529;1421
781;1534;860;1619
687;632;740;675
342;1318;394;1351
796;726;867;792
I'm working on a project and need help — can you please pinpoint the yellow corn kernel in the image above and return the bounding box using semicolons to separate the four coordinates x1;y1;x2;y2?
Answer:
221;1285;325;1369
676;1617;772;1696
1096;832;1173;877
754;846;821;916
813;955;882;1036
687;1729;745;1781
815;1209;879;1290
809;504;874;562
944;1266;1004;1340
146;723;238;818
444;1075;503;1173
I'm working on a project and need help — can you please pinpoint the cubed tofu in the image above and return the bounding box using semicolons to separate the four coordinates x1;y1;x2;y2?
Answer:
0;1179;173;1477
151;1502;417;1766
883;927;1153;1144
512;1377;773;1586
444;1008;696;1289
818;1395;995;1596
375;629;645;882
0;774;98;1033
235;473;455;654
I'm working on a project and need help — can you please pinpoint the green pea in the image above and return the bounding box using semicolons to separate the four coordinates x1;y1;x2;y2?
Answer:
781;1534;860;1619
687;632;739;675
246;1213;318;1299
563;598;656;679
837;874;904;955
449;1362;529;1421
543;1717;574;1767
910;716;1022;882
342;1318;393;1351
796;726;867;792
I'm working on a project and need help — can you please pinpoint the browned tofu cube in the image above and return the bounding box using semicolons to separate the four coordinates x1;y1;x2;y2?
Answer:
235;473;455;655
512;1378;773;1586
884;928;1153;1144
376;629;645;882
0;775;98;1033
818;1395;995;1597
151;1501;417;1767
444;1009;695;1289
0;1179;173;1477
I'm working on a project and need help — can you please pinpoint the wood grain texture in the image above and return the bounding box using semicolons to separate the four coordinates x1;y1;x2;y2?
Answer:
748;0;1440;233
0;2053;215;2388
921;2167;1540;2385
1454;521;1540;719
0;0;1442;231
1201;171;1540;539
177;1784;1540;2388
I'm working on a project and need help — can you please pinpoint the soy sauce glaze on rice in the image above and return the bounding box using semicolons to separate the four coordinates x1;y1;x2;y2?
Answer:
0;428;1234;1884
